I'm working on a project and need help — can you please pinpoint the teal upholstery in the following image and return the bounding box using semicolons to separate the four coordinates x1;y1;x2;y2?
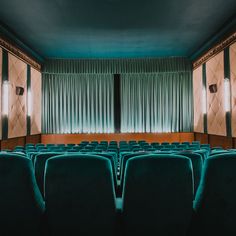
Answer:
0;153;44;235
45;154;116;236
179;152;203;196
34;152;62;197
120;152;148;191
194;153;236;235
122;154;193;236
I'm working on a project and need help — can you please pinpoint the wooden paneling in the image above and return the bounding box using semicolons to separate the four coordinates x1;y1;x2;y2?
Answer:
1;136;25;150
195;132;234;149
208;134;233;149
194;133;209;144
41;133;194;144
25;134;41;144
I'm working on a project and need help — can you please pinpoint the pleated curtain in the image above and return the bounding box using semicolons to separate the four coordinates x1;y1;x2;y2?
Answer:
42;74;114;134
120;72;193;133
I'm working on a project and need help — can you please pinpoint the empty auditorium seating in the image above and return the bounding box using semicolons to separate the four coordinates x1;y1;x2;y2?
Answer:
44;154;116;236
122;154;193;236
193;153;236;235
0;153;45;236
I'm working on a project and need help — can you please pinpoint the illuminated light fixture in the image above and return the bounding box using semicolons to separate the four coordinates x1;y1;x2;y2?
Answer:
27;90;32;116
224;78;231;112
2;81;9;115
202;87;207;114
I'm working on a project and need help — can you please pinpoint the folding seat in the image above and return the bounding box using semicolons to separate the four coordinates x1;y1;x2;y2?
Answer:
34;152;62;196
164;144;176;149
172;142;180;146
66;143;75;148
200;144;210;149
210;150;230;156
110;141;117;145
36;143;45;147
188;144;200;150
178;144;188;149
91;141;99;145
192;141;200;145
57;144;65;148
0;153;45;235
45;154;116;236
211;146;223;150
178;152;203;196
100;141;108;146
122;154;193;236
25;143;35;148
182;142;190;146
194;149;209;161
151;142;159;146
193;153;236;235
161;142;169;145
129;140;137;144
120;152;147;190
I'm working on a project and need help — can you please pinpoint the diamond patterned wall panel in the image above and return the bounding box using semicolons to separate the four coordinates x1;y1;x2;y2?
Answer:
193;65;204;133
230;42;236;137
31;67;41;135
0;48;2;139
206;51;226;136
8;54;27;138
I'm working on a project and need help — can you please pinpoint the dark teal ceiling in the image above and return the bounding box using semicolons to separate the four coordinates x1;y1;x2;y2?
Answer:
0;0;236;60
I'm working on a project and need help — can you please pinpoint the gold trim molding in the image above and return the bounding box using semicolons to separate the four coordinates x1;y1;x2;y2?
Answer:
0;37;41;71
193;32;236;69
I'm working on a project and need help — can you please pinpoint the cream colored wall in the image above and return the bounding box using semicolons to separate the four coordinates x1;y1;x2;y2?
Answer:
8;53;27;138
193;65;204;133
206;51;226;136
230;42;236;137
31;67;41;135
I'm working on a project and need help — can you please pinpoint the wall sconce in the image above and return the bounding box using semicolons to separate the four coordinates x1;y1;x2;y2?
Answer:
202;87;207;114
224;78;231;112
27;89;32;116
2;81;9;116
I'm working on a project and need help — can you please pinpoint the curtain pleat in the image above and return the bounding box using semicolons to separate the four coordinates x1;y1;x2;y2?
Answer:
120;73;193;133
43;57;191;74
42;74;114;134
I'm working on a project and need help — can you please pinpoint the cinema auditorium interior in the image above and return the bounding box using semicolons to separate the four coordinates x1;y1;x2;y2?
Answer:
0;0;236;236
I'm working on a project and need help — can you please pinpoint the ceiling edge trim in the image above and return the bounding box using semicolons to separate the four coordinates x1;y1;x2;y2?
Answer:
0;36;41;71
193;32;236;70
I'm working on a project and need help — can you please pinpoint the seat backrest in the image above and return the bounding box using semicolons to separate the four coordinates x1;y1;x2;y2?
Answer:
194;153;236;235
179;152;203;196
34;152;62;197
0;153;44;235
123;154;193;236
45;154;116;236
120;152;147;189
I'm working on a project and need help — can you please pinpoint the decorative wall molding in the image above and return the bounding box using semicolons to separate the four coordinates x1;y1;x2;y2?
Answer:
0;36;41;71
193;32;236;69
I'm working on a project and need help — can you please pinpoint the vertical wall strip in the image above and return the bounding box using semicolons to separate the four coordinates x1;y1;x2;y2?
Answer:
202;63;208;134
2;49;8;140
114;74;121;133
27;65;31;136
224;47;232;137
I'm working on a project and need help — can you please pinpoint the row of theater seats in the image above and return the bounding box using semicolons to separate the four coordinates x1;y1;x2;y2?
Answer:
0;150;235;236
0;146;236;235
10;140;209;153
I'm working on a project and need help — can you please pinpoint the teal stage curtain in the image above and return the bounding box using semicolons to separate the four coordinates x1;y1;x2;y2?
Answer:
42;74;114;134
42;57;193;134
120;72;193;133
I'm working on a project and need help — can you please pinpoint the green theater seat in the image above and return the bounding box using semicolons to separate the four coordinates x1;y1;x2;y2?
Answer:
122;154;193;236
34;152;62;197
0;153;45;235
179;152;203;197
45;154;116;236
193;153;236;235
